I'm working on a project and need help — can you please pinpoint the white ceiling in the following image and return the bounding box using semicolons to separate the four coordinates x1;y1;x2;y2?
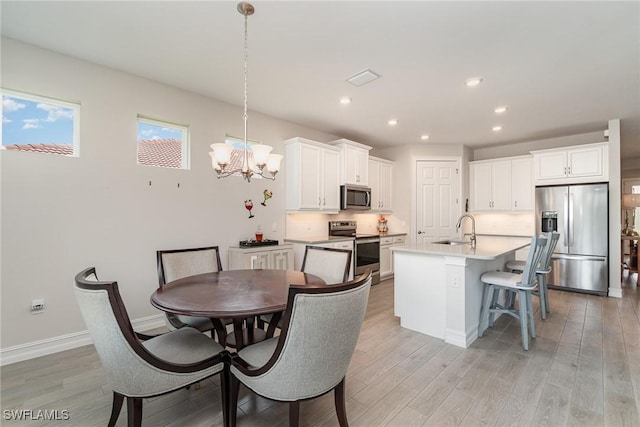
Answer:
2;1;639;158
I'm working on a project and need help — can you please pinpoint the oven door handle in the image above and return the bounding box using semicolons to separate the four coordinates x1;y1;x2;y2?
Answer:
356;238;380;244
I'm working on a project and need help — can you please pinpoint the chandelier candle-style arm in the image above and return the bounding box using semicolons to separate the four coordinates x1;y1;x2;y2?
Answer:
209;2;282;183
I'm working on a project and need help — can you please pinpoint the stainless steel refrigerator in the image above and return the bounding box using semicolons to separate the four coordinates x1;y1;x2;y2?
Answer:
535;183;609;295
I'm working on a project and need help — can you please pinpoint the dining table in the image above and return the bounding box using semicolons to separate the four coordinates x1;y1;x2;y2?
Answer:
150;269;326;350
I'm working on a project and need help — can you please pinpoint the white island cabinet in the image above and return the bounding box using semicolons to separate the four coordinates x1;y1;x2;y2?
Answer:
391;237;530;348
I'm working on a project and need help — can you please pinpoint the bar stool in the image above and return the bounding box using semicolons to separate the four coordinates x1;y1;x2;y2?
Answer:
478;236;547;351
505;232;560;320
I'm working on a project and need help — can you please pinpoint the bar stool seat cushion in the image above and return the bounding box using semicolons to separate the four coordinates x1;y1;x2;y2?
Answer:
480;271;535;290
505;259;525;272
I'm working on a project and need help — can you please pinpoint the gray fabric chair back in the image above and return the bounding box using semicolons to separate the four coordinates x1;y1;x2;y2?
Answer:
158;246;222;286
301;246;352;284
520;236;547;287
74;269;222;397
236;272;371;401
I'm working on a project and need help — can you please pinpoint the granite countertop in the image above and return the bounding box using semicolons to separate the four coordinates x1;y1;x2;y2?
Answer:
285;231;407;244
391;236;531;260
283;236;354;244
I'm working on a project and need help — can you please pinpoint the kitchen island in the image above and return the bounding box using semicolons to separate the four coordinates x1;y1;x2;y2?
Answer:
391;237;530;348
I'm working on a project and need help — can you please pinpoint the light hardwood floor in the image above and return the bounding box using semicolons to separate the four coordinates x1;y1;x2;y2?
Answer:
2;272;639;426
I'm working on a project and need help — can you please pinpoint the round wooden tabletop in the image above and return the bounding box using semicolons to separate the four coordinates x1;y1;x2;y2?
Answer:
150;269;326;319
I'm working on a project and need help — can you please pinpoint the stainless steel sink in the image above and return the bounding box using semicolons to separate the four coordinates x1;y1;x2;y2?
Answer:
433;240;470;245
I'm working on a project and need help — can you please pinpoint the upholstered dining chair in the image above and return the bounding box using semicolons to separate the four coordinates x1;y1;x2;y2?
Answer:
229;271;372;427
478;236;547;351
259;245;352;332
505;232;560;319
157;246;228;340
74;267;229;427
300;245;352;284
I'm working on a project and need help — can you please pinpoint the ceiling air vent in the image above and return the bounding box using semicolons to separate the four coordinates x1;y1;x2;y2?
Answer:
346;68;381;87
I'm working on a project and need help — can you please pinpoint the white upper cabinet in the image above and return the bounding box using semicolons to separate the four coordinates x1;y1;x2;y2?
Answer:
511;156;534;210
369;156;394;212
285;137;340;213
470;155;533;212
470;159;511;211
329;139;372;185
532;142;609;185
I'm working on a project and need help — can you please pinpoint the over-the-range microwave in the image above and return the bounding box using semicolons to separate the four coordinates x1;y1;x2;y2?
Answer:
340;184;371;210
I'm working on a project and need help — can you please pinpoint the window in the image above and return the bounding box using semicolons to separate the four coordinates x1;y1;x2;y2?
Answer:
137;116;189;169
1;89;79;156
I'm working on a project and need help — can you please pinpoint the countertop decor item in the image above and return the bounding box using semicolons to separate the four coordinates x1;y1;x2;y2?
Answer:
377;215;388;234
209;3;282;182
239;239;279;247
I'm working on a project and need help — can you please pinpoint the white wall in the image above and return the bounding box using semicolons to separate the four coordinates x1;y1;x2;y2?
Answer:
0;37;341;352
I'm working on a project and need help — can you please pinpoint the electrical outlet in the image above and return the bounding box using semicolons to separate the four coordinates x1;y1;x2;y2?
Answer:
31;299;45;314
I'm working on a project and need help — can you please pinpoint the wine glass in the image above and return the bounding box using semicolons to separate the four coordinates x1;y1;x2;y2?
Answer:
261;189;272;206
244;199;254;218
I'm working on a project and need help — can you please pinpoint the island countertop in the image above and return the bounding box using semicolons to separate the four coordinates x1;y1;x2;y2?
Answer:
391;236;531;260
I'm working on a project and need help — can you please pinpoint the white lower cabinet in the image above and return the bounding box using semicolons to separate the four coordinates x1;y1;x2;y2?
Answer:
228;245;294;270
380;235;406;279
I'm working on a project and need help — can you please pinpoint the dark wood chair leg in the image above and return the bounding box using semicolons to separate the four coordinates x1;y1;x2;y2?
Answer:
334;378;349;427
289;401;300;427
107;392;124;427
221;367;230;427
127;397;143;427
229;374;240;427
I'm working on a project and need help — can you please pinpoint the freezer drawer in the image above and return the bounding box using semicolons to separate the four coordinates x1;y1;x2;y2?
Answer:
545;254;608;295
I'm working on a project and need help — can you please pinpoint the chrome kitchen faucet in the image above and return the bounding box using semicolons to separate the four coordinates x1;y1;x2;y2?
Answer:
456;214;476;246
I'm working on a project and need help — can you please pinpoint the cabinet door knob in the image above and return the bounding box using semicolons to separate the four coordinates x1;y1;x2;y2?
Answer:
418;231;424;234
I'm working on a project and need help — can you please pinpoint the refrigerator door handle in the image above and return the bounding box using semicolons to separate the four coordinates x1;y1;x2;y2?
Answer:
569;193;574;247
563;193;569;248
551;254;607;262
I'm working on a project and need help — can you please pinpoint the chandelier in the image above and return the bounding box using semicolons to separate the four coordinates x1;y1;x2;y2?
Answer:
209;2;282;182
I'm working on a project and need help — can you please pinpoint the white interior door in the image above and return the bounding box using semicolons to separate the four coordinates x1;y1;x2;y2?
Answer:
416;160;460;248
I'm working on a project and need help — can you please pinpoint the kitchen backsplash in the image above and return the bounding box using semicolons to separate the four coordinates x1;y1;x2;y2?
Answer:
286;212;406;238
472;212;535;237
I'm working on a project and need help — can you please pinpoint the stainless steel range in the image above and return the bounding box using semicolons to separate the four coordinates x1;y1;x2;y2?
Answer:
329;221;380;284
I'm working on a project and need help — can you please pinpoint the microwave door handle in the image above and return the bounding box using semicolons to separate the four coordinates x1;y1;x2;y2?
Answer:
365;191;370;207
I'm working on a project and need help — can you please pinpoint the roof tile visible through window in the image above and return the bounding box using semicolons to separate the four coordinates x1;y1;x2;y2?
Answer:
137;138;182;168
3;143;74;156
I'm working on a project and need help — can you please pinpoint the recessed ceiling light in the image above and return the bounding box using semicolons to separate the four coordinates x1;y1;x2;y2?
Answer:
420;134;430;141
492;125;503;132
339;97;352;105
465;77;483;87
388;119;398;126
494;106;508;114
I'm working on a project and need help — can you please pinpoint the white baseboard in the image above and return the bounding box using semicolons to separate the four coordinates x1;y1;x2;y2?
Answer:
608;287;623;298
0;314;165;366
445;327;478;348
